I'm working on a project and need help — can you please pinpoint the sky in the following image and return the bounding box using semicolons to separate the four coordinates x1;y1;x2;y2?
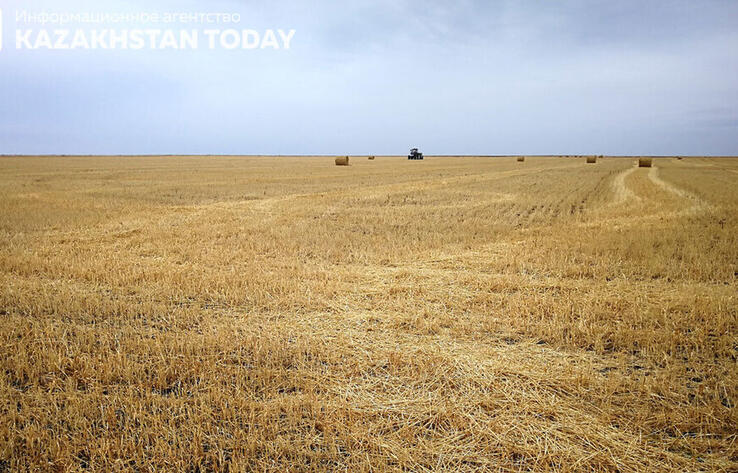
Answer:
0;0;737;155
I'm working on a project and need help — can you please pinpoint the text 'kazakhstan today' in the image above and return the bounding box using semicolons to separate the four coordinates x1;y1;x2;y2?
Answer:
15;29;296;50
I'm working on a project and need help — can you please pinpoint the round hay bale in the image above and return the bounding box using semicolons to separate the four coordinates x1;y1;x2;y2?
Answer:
517;156;525;162
335;156;349;166
586;156;597;163
368;156;375;160
638;157;652;168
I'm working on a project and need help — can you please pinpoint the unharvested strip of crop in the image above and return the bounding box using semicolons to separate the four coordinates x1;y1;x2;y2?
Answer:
0;155;736;472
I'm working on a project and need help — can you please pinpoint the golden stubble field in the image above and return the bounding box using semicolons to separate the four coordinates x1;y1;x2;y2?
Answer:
0;155;737;472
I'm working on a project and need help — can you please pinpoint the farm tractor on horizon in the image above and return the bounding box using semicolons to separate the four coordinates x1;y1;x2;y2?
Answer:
408;148;424;160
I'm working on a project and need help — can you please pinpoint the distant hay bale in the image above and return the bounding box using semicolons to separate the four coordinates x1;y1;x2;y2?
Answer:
517;156;525;162
586;156;597;163
335;156;349;166
638;157;652;168
368;156;375;160
676;156;683;160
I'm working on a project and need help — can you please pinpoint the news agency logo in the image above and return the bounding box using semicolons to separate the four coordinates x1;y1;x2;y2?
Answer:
9;11;295;51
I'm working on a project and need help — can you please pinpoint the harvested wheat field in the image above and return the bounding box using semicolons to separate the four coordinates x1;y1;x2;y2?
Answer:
1;155;737;472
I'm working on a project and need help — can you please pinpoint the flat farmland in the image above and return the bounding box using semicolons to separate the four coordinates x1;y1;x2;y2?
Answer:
0;155;737;472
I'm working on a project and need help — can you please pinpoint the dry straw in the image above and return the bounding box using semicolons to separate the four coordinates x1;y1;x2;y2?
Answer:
638;157;653;168
1;155;737;472
335;156;350;166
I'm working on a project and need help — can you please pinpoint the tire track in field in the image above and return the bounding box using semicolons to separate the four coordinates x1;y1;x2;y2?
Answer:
42;161;586;242
534;162;715;233
203;161;584;214
647;167;712;214
610;167;640;206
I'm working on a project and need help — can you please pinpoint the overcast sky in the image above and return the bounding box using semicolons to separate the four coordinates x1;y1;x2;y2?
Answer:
1;0;737;155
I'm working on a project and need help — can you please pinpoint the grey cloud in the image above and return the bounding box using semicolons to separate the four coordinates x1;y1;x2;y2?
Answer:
1;0;737;155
